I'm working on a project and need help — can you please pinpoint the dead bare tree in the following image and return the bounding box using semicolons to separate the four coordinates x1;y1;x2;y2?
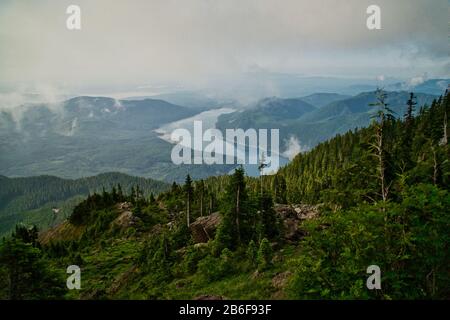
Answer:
369;88;395;203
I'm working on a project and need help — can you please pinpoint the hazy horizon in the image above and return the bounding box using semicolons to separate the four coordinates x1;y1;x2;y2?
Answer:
0;0;448;99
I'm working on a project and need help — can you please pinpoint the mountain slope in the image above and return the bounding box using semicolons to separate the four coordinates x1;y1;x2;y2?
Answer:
0;172;169;237
217;90;439;150
217;97;316;130
1;91;448;301
299;93;351;108
0;97;233;181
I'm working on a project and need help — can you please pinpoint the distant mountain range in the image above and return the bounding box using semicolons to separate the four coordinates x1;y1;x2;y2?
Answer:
298;93;351;108
0;87;445;236
217;91;441;149
0;96;233;181
0;86;446;182
124;91;234;110
385;79;449;96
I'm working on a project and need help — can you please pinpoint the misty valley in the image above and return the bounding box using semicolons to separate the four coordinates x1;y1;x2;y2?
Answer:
0;0;449;306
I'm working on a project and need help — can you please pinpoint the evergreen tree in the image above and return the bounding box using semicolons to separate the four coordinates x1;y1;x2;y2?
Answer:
400;92;418;170
256;192;280;241
117;183;124;201
246;240;258;269
0;238;65;299
197;179;205;217
405;92;417;124
257;238;272;271
184;175;193;227
272;174;287;204
214;167;250;251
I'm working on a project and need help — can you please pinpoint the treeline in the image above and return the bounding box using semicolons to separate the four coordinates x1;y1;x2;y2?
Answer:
262;90;450;208
0;172;169;231
137;167;281;293
69;167;281;247
1;90;448;300
106;90;449;299
0;225;66;299
280;90;450;299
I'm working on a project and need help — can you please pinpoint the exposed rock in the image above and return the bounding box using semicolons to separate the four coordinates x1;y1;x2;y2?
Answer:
113;210;140;228
275;204;298;220
189;212;222;243
275;204;319;220
112;202;143;229
271;271;293;289
251;270;261;280
187;204;319;243
274;204;319;241
293;204;319;220
117;202;132;211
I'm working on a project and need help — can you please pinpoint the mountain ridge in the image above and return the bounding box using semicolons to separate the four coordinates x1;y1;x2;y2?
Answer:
0;172;169;237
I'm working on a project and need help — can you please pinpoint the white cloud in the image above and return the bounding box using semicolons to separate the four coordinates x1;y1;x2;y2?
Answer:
409;73;428;86
0;0;448;89
282;136;306;160
0;84;67;127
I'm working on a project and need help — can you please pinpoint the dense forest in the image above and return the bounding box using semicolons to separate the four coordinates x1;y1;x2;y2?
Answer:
0;173;169;237
0;90;448;300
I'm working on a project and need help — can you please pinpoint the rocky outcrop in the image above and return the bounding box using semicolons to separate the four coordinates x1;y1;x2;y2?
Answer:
117;202;132;211
271;271;293;289
113;211;140;228
113;202;140;228
274;204;319;241
189;212;222;243
188;205;318;243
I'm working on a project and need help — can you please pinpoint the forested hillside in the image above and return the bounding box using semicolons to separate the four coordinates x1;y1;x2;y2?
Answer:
0;96;232;181
0;172;169;237
0;90;448;300
217;91;438;148
266;91;449;206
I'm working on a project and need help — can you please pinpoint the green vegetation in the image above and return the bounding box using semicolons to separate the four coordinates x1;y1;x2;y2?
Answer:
217;91;438;148
0;172;169;237
0;90;448;300
0;225;66;299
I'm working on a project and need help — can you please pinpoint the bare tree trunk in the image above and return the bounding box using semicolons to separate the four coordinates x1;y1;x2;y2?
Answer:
209;196;213;215
432;147;438;185
186;193;190;227
441;111;448;146
375;125;389;202
236;185;241;243
200;192;203;217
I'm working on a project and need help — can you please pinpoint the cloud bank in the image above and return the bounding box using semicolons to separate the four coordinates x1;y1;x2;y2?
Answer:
0;0;448;90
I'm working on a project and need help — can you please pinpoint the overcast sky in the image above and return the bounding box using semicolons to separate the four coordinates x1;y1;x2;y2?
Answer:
0;0;448;93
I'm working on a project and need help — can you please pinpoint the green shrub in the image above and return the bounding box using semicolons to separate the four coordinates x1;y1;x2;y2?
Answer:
257;238;273;271
246;240;258;269
197;255;222;282
287;184;450;299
